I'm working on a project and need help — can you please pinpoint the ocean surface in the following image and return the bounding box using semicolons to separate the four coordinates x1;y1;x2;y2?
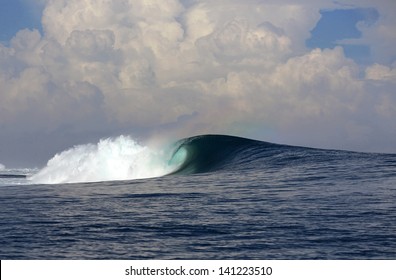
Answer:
0;134;395;259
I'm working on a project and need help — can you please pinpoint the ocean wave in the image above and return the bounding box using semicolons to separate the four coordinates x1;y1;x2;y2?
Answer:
29;134;281;184
26;134;393;185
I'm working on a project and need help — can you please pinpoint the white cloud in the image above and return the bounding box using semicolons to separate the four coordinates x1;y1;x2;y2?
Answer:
366;63;396;81
0;0;396;166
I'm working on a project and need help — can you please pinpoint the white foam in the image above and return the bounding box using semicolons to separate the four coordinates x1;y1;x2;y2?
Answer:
29;135;182;184
0;163;5;171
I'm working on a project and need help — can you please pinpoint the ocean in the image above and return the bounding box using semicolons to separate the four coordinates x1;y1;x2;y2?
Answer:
0;134;395;259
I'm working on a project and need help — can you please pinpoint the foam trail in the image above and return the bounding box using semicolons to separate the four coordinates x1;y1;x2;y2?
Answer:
30;135;183;184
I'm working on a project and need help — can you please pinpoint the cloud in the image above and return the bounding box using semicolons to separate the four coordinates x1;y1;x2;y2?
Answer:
0;0;395;166
366;63;396;81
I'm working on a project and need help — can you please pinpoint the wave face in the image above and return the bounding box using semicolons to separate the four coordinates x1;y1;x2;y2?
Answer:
170;134;279;174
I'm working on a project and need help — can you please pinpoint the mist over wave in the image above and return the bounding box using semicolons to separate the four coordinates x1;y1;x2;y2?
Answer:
29;135;184;184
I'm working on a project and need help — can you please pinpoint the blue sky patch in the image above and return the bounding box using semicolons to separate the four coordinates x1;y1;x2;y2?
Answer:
306;8;379;63
0;0;43;43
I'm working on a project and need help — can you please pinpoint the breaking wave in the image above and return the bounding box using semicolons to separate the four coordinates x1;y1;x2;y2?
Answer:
29;135;186;184
29;134;283;184
28;134;387;185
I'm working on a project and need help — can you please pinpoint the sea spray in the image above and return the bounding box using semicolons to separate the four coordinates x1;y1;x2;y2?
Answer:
29;135;184;184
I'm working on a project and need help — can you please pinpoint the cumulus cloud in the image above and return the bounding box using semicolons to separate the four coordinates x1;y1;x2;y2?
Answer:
366;63;396;81
0;0;395;166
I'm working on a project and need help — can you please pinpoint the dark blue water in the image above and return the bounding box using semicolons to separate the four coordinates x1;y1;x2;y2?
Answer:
1;135;395;259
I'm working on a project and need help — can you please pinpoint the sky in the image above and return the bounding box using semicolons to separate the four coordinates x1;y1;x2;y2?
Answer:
0;0;395;167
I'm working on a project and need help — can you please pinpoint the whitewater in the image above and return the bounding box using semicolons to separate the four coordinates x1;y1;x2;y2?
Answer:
28;135;185;184
1;134;396;259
